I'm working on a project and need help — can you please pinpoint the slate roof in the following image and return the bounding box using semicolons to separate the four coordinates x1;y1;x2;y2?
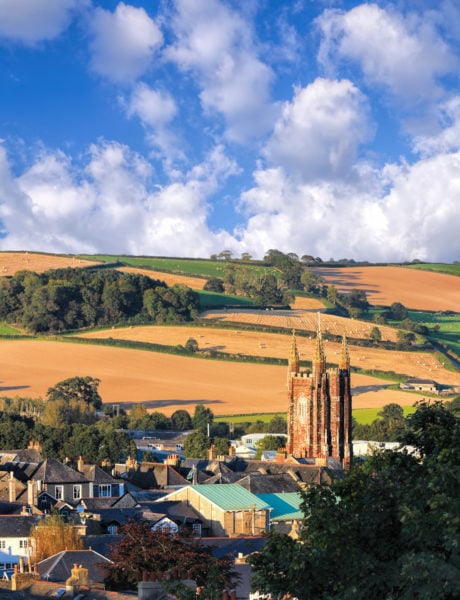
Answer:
236;472;302;494
182;484;270;511
86;507;140;528
201;536;267;559
0;515;36;537
141;500;202;524
31;458;87;484
121;463;189;490
80;464;118;484
257;492;304;521
38;549;112;585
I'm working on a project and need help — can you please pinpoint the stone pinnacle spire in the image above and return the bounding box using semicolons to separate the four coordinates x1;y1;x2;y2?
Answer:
313;313;326;363
339;334;350;370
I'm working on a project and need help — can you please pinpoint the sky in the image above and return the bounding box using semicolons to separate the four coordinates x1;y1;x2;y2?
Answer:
0;0;460;262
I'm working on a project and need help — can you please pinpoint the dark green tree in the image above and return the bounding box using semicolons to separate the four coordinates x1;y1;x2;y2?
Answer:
185;337;199;352
203;277;224;292
170;410;193;431
389;302;409;320
184;431;211;459
46;376;102;409
250;402;460;599
192;405;214;433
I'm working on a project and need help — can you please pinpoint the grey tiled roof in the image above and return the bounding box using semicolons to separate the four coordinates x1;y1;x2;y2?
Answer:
38;549;112;584
31;459;88;484
0;515;36;537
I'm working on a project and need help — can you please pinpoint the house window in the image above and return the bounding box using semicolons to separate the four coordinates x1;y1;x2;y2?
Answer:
99;484;111;497
107;524;118;535
73;485;82;501
55;485;64;500
19;540;28;548
0;540;5;549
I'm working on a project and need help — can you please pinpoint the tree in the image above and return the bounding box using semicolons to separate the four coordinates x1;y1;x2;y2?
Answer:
203;277;224;293
213;436;229;456
192;405;214;433
250;402;460;599
265;415;287;433
103;521;236;591
397;330;416;347
184;431;211;459
255;435;286;459
185;337;199;353
389;302;409;321
170;410;193;430
369;326;382;343
30;513;83;562
46;376;102;409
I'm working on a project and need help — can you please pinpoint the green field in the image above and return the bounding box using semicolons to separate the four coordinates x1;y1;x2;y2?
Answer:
214;408;417;426
0;323;23;335
79;254;272;280
197;290;255;308
409;309;460;362
405;263;460;276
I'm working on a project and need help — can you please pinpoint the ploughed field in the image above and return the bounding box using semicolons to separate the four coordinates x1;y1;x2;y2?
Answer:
76;324;460;388
0;252;99;274
312;266;459;312
0;252;458;416
0;339;420;414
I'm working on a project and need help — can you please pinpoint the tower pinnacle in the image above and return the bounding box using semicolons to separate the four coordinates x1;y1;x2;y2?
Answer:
339;334;350;370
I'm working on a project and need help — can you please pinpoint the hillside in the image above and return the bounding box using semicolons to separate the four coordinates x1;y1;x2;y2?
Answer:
0;251;458;417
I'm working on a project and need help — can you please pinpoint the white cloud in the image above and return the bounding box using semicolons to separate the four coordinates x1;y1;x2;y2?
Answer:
316;4;455;102
0;0;85;45
124;83;179;159
265;78;372;181
165;0;276;142
236;150;460;263
413;96;460;156
88;2;163;83
0;141;238;257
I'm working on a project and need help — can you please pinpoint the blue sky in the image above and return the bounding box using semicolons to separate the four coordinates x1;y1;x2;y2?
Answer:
0;0;459;262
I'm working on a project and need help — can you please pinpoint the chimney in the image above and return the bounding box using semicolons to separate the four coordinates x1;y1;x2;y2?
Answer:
8;472;16;503
77;456;84;472
27;480;38;507
164;454;180;467
208;445;216;460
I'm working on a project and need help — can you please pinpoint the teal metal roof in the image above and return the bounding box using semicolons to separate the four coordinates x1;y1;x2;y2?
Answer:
190;484;271;511
257;492;304;521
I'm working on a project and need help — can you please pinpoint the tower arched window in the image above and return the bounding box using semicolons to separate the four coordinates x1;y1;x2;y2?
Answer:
298;394;307;422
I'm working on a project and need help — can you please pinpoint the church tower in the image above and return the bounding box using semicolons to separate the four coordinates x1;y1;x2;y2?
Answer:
286;326;352;467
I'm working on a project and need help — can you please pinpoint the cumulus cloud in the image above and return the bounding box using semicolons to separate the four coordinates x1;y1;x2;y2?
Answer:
413;96;460;156
316;4;455;102
0;0;86;45
165;0;276;142
0;141;238;257
265;78;372;181
88;2;163;83
236;150;460;263
124;83;179;159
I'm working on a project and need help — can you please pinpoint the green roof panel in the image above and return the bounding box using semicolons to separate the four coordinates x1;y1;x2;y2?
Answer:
191;484;271;511
257;492;304;521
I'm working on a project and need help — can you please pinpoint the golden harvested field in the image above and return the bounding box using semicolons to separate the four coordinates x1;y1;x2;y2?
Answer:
77;324;460;387
200;308;400;342
313;266;460;311
117;266;207;289
0;252;98;275
0;339;420;414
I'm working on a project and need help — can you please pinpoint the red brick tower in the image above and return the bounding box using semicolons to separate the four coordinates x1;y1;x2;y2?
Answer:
286;328;352;467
